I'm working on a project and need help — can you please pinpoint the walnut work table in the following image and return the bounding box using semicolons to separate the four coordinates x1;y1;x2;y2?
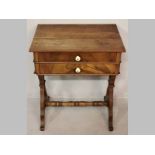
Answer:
29;24;125;131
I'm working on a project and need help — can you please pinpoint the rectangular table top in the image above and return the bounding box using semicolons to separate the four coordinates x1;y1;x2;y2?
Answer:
29;24;125;53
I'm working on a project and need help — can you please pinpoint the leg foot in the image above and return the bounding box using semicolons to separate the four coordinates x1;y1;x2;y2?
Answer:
40;109;45;131
109;115;113;131
40;126;45;131
109;126;113;131
40;118;45;131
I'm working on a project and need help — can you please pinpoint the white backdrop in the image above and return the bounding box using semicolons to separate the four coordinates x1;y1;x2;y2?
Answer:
27;19;128;101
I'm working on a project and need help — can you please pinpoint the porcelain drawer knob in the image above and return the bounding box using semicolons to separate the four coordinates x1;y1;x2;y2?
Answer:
75;67;81;73
75;56;81;61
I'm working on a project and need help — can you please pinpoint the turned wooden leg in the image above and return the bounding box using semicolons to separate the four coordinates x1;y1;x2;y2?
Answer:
107;75;116;131
38;75;46;131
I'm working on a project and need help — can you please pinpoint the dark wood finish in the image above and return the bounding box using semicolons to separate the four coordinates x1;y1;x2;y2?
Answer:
29;24;125;131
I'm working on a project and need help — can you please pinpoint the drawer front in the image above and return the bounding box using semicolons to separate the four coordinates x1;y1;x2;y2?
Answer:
34;52;121;63
35;63;120;75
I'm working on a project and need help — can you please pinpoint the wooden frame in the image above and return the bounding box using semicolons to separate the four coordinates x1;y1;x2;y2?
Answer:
29;24;125;132
38;75;116;131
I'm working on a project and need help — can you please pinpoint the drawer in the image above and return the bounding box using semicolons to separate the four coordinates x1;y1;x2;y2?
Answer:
34;52;121;63
35;63;120;75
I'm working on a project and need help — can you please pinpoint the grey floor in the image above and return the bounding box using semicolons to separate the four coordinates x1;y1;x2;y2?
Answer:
27;98;128;135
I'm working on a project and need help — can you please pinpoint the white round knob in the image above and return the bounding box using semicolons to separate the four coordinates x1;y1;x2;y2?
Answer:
75;56;81;62
75;67;81;73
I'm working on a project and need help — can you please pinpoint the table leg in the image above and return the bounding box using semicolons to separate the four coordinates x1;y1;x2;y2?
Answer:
107;75;116;131
38;75;46;131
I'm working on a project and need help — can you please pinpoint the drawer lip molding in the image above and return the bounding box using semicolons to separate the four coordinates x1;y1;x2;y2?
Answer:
34;73;119;76
34;61;121;64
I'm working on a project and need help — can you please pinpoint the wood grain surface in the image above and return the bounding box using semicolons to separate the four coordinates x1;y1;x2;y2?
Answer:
34;52;121;63
30;24;125;52
35;63;119;75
